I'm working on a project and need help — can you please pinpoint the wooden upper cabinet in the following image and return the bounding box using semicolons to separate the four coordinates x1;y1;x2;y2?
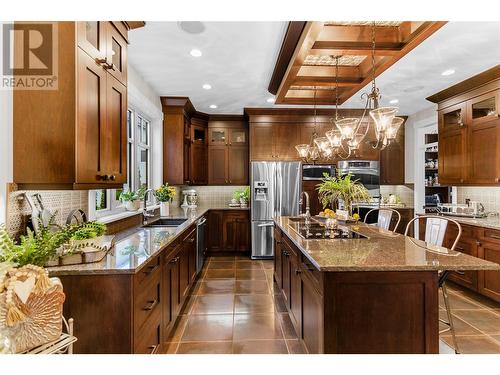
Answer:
229;128;248;146
106;23;128;85
14;22;129;189
209;128;228;146
380;122;405;185
274;124;299;160
228;146;249;185
250;124;274;160
428;66;500;186
438;104;467;185
250;123;298;160
466;91;500;184
78;22;128;86
77;21;107;61
208;146;227;185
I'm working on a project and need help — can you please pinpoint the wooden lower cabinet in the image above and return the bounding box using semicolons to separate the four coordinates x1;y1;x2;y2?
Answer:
207;210;250;253
274;226;439;354
273;228;283;288
58;224;199;354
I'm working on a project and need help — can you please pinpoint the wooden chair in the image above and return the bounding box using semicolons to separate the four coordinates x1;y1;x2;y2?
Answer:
363;208;401;232
405;215;463;354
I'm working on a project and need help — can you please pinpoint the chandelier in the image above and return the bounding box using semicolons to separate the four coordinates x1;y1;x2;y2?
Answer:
295;21;404;161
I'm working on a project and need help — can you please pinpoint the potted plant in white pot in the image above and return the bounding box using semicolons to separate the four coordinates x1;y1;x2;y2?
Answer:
119;190;140;211
239;186;250;208
155;183;176;217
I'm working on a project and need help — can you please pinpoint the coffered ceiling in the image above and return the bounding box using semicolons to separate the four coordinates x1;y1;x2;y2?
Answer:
270;21;446;105
128;22;500;116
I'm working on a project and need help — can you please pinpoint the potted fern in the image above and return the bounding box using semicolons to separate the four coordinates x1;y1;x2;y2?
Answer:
119;190;139;211
317;172;371;218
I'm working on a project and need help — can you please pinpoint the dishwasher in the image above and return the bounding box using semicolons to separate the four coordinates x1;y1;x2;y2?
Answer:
196;216;207;274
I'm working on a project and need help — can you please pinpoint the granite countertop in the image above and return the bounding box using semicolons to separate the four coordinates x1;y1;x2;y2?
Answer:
47;204;248;277
416;213;500;231
274;216;500;272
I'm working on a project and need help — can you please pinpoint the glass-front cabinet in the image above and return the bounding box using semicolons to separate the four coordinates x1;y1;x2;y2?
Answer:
467;91;499;125
439;102;466;134
209;128;228;145
229;129;247;146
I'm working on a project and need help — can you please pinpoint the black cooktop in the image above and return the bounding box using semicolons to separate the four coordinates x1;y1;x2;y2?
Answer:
290;223;368;240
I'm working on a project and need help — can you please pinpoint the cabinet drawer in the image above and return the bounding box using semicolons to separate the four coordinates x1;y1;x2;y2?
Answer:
135;256;161;286
134;267;161;332
300;255;322;295
448;223;475;241
133;306;161;354
479;228;500;245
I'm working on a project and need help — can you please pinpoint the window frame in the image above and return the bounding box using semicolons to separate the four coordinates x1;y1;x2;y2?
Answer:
89;107;152;220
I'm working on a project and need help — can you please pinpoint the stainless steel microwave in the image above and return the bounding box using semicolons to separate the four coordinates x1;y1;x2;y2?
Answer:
302;164;336;181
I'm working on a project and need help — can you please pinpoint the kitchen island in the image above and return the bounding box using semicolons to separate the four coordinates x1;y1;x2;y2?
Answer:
273;216;500;354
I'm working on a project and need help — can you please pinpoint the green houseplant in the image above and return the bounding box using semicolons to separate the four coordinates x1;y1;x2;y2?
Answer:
317;172;371;217
240;186;250;207
119;190;140;211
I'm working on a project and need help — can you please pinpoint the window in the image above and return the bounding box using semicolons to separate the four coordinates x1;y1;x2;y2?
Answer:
90;108;152;219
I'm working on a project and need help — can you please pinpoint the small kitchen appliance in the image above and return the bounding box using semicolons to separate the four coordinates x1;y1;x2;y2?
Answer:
181;189;198;208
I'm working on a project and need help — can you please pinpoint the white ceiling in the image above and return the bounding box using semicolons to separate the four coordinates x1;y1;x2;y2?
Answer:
128;22;287;114
129;22;500;116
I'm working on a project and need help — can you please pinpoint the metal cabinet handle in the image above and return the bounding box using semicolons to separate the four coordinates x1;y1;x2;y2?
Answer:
455;246;465;251
143;299;158;311
257;223;274;227
103;61;116;71
95;57;107;65
188;238;195;243
495;178;500;183
295;269;301;275
169;256;180;264
148;345;159;354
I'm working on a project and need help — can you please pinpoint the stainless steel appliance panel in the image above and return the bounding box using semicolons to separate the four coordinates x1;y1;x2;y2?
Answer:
338;160;380;199
302;164;336;180
251;221;275;258
251;162;276;221
276;161;301;217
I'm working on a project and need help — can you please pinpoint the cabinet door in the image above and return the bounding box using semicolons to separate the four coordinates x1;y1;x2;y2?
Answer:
104;74;127;184
281;245;292;308
229;128;248;146
208;146;228;184
171;252;181;316
76;49;108;184
439;130;466;185
207;210;224;252
183;140;191;184
190;143;207;185
289;252;302;336
77;21;107;61
228;146;248;185
186;231;197;283
209;128;228;146
446;240;478;291
274;124;299;160
274;229;283;288
162;255;174;334
250;124;274;160
301;273;323;354
106;23;128;85
380;127;405;185
223;212;249;252
179;244;190;304
478;240;500;302
466;92;500;184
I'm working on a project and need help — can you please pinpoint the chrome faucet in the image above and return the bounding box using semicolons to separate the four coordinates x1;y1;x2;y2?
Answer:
143;189;157;225
299;191;311;223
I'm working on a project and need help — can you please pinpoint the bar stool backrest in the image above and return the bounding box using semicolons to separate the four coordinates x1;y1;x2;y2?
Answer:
363;208;401;232
404;215;462;251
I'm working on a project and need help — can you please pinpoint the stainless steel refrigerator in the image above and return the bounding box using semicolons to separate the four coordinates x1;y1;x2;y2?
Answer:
251;161;301;259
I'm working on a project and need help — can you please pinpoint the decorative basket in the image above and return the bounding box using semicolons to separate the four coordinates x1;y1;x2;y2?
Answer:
0;265;65;353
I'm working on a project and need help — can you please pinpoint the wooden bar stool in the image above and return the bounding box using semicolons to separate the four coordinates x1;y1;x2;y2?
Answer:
363;208;401;232
405;215;463;354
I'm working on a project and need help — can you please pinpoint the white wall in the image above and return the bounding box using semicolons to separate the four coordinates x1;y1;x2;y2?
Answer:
0;22;13;225
405;106;438;213
127;64;163;189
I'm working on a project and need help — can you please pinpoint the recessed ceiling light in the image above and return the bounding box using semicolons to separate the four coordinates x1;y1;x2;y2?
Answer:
441;69;455;76
202;84;212;90
190;49;202;57
266;97;275;103
209;104;217;109
389;99;399;104
178;21;206;34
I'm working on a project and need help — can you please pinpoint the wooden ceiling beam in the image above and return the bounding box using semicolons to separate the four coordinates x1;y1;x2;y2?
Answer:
307;47;401;56
312;40;404;51
298;65;360;78
318;25;402;43
292;76;362;87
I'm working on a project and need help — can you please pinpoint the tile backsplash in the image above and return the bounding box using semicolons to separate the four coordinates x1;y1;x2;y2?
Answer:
380;185;414;207
176;185;248;207
7;190;88;239
457;187;500;214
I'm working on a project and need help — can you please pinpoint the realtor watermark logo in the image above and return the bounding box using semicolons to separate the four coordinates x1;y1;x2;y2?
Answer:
1;22;58;90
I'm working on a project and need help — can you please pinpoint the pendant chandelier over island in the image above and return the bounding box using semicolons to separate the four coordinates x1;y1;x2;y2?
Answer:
295;21;404;162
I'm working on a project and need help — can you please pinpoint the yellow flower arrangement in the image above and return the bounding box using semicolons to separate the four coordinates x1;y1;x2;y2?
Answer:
155;183;176;202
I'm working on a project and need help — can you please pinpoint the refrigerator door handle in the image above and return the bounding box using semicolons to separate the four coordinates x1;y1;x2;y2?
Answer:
257;223;275;227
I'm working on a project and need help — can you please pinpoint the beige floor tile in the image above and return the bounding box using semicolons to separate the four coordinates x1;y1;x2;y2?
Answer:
177;341;233;354
233;340;288;354
181;314;234;342
191;294;235;315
